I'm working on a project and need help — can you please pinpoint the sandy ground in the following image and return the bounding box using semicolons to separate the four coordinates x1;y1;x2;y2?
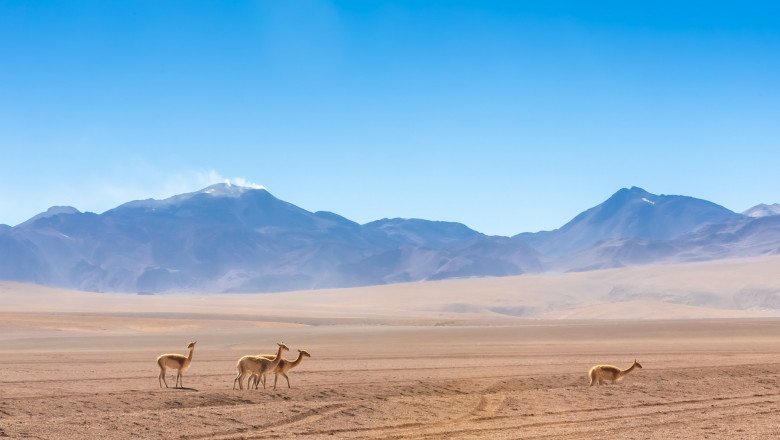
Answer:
1;315;779;439
2;258;780;439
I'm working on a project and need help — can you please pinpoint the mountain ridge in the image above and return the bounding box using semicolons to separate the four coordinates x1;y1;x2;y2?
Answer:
516;186;743;258
0;185;777;293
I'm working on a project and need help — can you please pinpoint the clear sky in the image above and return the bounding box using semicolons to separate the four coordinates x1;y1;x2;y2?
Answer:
2;1;779;236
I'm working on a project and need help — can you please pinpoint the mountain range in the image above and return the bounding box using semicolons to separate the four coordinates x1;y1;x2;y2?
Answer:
1;184;778;293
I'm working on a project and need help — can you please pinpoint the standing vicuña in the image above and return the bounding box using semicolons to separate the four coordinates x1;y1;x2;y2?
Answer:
233;342;289;390
588;359;642;386
253;349;311;390
157;341;197;388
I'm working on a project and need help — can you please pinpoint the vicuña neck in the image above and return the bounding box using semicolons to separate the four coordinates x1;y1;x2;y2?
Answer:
290;353;305;368
618;363;636;378
272;346;284;366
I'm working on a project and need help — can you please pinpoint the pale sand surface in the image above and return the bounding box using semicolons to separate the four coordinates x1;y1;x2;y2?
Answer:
1;258;780;439
1;316;779;438
3;255;780;323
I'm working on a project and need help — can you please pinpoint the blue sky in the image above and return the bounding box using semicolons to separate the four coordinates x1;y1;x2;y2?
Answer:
2;1;779;236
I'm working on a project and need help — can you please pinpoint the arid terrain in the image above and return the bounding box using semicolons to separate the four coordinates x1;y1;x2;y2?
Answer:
1;259;780;439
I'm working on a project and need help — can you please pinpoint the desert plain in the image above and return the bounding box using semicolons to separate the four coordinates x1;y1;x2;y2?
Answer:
2;257;780;439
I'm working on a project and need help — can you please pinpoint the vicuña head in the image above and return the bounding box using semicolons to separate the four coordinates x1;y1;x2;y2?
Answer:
588;358;642;386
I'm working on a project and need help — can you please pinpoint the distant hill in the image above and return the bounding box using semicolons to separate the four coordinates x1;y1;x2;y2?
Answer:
517;187;742;259
363;218;482;249
0;184;777;293
743;203;780;218
18;206;81;227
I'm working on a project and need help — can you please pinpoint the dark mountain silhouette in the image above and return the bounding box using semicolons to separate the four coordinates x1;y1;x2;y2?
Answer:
0;184;777;293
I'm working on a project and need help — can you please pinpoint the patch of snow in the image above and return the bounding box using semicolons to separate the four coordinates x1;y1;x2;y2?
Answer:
642;198;656;206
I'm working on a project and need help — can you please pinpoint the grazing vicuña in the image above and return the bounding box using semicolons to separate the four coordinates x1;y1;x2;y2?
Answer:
588;359;642;386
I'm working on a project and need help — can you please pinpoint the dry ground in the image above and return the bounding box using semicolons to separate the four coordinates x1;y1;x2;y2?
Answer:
1;316;779;439
2;258;780;439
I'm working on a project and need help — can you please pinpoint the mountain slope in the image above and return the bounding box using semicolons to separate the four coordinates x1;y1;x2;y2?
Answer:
556;214;780;272
518;187;743;258
743;203;780;218
1;184;378;292
672;215;780;260
363;218;482;249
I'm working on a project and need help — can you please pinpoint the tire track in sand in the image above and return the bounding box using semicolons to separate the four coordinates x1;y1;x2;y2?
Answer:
186;403;349;440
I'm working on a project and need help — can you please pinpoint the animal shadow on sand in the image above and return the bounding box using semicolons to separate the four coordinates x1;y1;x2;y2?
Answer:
169;387;199;392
